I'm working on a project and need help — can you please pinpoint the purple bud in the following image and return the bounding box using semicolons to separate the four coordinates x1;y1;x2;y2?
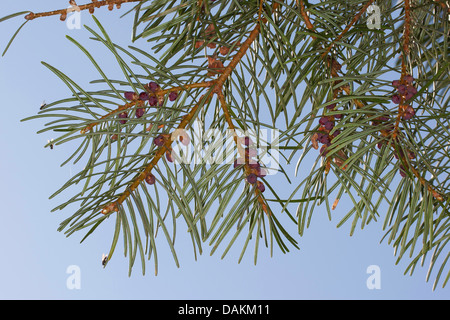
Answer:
319;116;329;126
326;103;336;110
257;168;267;178
165;150;174;163
397;84;407;95
136;108;145;118
392;80;400;87
332;130;341;138
246;173;257;184
245;147;257;158
124;91;137;100
404;91;414;101
244;136;252;146
394;148;405;160
256;181;265;193
404;74;414;84
318;134;330;145
118;112;128;124
399;165;407;177
169;91;178;101
154;135;165;147
145;173;156;185
317;132;327;140
407;85;417;95
334;113;343;119
324;121;334;131
148;96;158;106
139;92;149;101
392;94;401;104
402;105;415;120
148;81;160;92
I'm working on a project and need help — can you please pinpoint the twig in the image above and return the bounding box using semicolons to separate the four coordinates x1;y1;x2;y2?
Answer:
298;0;316;38
100;1;281;215
392;0;412;140
80;81;215;134
80;100;144;134
101;95;207;214
25;0;143;21
401;0;411;78
217;90;272;215
321;0;375;59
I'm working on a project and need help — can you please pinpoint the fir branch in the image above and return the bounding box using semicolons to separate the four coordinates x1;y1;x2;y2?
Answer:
24;0;144;21
4;0;448;285
101;94;209;215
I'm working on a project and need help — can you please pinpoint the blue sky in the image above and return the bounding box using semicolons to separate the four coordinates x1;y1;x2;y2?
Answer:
0;0;448;300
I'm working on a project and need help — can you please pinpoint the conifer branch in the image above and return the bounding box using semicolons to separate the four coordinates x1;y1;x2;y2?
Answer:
100;0;281;217
6;0;447;283
300;0;445;204
80;100;145;134
24;0;143;21
101;94;208;215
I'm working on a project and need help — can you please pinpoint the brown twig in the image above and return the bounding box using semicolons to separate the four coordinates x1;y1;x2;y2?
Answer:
214;24;261;89
300;0;444;203
80;81;215;134
80;100;144;134
217;90;271;215
392;0;412;140
298;0;316;38
25;0;143;20
100;1;281;215
99;0;282;216
401;0;411;78
101;95;208;214
157;81;215;97
320;0;375;59
393;141;444;202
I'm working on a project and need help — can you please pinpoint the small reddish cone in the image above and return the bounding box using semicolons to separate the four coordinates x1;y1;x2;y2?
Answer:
136;108;145;118
145;173;156;185
154;135;165;146
124;91;137;100
148;81;160;92
246;173;257;184
139;92;149;100
169;91;178;101
256;181;265;192
118;112;128;124
165;150;174;163
148;96;158;106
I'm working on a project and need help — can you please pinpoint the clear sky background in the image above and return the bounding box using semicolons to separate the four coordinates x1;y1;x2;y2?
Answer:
0;0;448;300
